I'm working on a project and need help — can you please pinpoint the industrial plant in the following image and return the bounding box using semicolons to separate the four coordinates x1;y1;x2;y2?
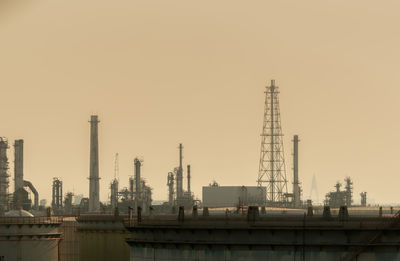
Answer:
0;80;399;261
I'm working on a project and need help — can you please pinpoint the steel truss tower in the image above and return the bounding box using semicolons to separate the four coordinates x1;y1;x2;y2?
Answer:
257;79;288;203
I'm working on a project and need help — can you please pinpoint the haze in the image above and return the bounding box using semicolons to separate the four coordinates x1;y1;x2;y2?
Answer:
1;0;399;205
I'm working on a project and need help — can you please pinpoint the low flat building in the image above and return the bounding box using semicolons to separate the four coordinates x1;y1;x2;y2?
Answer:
202;185;266;208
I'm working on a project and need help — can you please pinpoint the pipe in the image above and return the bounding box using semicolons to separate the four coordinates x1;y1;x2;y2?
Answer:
14;140;24;192
23;180;39;210
177;144;183;200
187;165;191;193
293;135;300;207
167;172;174;205
134;158;141;201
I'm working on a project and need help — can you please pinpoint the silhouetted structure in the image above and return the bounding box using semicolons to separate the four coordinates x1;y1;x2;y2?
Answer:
88;115;100;212
0;138;10;212
51;178;63;212
257;80;288;205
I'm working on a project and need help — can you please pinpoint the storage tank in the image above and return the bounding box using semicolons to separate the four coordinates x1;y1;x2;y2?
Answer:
77;214;130;261
0;211;62;261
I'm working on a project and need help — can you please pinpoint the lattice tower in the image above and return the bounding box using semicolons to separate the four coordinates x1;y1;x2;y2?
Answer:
257;80;288;203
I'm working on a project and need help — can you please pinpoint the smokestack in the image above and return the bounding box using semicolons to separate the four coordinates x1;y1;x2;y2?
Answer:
293;135;300;208
89;115;100;212
134;158;141;201
176;144;183;200
187;165;191;193
14;139;24;193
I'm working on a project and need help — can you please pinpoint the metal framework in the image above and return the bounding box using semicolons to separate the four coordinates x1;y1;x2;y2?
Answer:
0;138;9;212
52;178;63;210
257;79;288;203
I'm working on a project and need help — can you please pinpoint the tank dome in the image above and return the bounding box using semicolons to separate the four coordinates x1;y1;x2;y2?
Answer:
4;209;34;217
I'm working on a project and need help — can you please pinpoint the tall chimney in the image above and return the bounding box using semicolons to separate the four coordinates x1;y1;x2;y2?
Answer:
14;140;24;193
134;158;141;201
187;165;191;193
176;144;183;200
293;135;300;208
89;115;100;212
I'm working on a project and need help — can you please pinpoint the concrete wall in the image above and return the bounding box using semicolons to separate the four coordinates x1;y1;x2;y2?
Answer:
202;186;266;207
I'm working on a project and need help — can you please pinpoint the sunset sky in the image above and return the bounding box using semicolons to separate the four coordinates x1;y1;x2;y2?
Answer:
1;0;400;205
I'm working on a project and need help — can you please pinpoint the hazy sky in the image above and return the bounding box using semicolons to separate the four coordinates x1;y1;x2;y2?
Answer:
1;0;400;205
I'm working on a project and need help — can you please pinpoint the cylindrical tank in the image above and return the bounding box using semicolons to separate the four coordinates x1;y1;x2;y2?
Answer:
0;211;62;261
77;214;130;261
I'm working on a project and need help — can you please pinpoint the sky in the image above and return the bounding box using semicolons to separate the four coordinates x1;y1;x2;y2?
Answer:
1;0;400;205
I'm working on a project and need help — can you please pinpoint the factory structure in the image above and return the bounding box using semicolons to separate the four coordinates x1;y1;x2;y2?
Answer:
164;143;196;210
0;80;367;217
0;79;393;261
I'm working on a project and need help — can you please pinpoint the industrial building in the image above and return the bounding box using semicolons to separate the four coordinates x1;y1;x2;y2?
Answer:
202;184;266;208
325;177;355;208
167;144;196;209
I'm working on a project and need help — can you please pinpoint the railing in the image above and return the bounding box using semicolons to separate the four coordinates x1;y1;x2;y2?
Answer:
342;210;400;261
0;216;63;224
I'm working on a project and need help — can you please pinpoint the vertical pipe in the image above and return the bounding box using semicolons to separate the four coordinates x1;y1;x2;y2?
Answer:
89;115;100;212
129;177;134;200
134;158;141;202
293;135;300;208
52;180;55;208
177;144;183;201
56;181;59;208
60;180;63;208
14;139;24;193
168;172;174;205
187;165;191;193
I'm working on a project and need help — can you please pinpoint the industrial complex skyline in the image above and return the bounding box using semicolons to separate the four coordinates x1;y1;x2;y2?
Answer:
1;0;400;204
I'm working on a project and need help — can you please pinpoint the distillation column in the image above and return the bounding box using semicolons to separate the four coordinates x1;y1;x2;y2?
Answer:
167;172;174;205
89;115;100;212
187;165;191;194
134;158;141;209
0;138;9;212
